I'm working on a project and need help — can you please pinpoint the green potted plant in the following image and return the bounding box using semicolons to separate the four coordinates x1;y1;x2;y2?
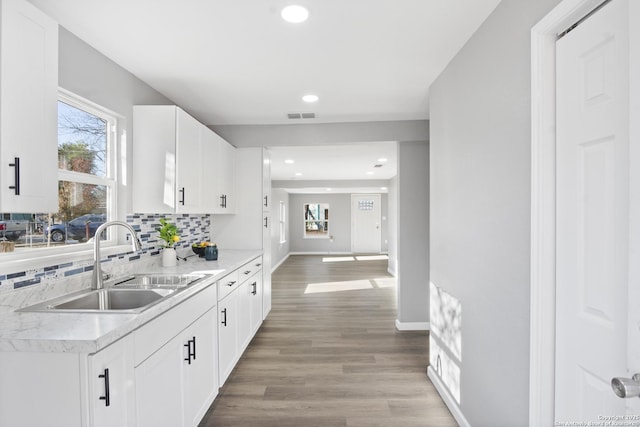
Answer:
157;218;180;267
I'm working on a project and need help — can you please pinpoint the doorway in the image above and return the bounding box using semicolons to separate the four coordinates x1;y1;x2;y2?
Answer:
351;194;381;254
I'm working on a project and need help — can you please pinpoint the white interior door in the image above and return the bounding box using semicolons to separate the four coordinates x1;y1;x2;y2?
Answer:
351;194;381;254
555;0;639;420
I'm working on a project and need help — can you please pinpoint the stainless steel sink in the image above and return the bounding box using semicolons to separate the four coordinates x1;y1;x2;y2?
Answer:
113;273;205;289
19;273;207;314
19;288;175;313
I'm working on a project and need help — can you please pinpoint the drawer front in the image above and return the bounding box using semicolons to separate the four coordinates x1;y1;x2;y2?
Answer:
238;256;263;284
217;270;239;301
134;283;217;366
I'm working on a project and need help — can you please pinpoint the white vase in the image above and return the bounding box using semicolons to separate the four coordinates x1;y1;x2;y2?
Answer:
161;247;177;267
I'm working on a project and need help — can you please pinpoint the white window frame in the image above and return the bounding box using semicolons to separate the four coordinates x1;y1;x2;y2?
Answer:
0;89;124;272
303;202;330;239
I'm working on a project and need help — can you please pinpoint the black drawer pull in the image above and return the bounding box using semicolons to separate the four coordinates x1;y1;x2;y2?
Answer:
251;282;257;295
221;308;227;326
227;280;236;287
179;187;185;205
98;368;110;407
8;157;20;195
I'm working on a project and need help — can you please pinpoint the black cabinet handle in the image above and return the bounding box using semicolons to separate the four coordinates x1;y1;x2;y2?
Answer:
264;216;268;228
221;308;227;326
244;270;251;275
227;280;236;287
179;187;185;205
220;194;227;208
255;263;262;267
264;195;268;207
184;337;196;364
251;282;257;295
8;157;20;195
98;368;110;407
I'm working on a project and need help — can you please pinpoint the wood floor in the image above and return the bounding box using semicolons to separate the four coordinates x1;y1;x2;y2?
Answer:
199;255;457;427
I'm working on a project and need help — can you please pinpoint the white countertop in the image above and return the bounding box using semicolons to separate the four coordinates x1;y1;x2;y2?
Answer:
0;250;261;354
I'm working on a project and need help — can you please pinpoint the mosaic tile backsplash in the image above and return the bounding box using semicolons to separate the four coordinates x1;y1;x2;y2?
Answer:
0;213;211;294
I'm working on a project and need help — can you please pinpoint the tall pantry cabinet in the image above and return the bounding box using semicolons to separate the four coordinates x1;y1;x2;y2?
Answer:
211;147;272;319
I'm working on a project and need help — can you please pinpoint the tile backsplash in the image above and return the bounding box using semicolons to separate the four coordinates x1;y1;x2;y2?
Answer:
0;213;211;294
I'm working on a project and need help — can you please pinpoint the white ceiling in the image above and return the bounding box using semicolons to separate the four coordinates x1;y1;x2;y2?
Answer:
28;0;500;191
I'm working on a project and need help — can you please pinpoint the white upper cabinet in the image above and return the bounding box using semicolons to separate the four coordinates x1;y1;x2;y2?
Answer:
0;0;58;212
133;105;235;214
202;128;236;214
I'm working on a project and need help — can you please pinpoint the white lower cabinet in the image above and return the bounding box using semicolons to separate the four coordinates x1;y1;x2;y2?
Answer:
89;335;135;427
218;289;238;386
136;307;217;427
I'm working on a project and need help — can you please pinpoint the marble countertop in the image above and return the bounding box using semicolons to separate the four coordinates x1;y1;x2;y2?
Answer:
0;250;261;354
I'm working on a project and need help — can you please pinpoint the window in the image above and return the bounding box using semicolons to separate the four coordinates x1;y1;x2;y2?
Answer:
279;201;286;244
1;90;117;253
303;203;329;239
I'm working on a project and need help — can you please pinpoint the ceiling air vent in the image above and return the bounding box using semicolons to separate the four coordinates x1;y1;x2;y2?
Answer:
287;112;316;119
374;164;383;168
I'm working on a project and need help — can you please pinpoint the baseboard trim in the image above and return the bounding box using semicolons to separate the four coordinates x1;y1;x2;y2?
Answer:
395;319;430;331
271;253;290;273
427;366;471;427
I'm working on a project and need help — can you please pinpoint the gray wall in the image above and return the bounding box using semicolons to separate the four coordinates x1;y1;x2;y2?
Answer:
397;141;429;324
429;0;562;425
58;27;173;218
288;193;352;253
270;188;290;270
387;176;398;276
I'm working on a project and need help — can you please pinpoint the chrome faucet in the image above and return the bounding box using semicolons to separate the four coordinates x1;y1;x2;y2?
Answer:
92;221;142;290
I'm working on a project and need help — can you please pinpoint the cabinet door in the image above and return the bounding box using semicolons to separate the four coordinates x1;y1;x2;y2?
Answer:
89;336;134;427
262;148;271;211
135;334;185;427
262;212;272;318
175;108;203;213
237;279;253;353
183;308;218;427
218;290;238;385
249;274;263;335
201;127;221;213
0;0;58;212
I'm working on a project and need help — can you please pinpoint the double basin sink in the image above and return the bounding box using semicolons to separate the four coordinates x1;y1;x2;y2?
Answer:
20;274;206;314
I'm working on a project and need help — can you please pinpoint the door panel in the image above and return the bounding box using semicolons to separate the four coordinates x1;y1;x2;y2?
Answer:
351;194;381;253
555;0;631;420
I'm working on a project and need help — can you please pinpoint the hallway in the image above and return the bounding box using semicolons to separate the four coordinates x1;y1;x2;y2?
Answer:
199;255;456;427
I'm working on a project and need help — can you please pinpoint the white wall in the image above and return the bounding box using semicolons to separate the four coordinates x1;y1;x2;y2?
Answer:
387;176;398;276
270;188;290;270
429;0;562;425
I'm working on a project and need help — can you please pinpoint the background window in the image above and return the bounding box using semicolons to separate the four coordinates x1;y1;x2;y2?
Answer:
304;203;329;239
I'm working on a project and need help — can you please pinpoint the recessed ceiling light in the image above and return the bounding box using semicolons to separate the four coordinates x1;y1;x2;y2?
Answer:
366;171;374;176
302;94;319;103
377;157;388;163
326;188;332;191
281;5;309;23
284;159;295;164
295;172;303;176
381;187;388;191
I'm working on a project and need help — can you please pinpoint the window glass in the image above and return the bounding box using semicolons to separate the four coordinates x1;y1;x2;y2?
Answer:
303;203;329;239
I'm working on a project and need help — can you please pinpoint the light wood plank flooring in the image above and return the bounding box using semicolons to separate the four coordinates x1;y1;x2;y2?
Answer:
199;255;457;427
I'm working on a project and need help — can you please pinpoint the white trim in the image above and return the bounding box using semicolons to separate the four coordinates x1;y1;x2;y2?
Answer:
427;366;471;427
271;253;290;273
387;267;397;277
395;319;429;331
530;1;602;425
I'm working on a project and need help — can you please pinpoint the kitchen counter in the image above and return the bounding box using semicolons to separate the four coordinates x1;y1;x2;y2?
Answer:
0;249;261;354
